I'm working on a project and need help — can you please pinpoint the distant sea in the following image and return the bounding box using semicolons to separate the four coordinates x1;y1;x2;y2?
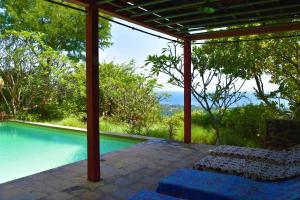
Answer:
157;91;287;107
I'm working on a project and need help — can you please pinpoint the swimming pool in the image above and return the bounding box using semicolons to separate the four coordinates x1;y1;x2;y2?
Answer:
0;122;141;184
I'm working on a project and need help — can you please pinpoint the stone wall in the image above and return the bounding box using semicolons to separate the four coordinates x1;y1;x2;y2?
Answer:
264;119;300;149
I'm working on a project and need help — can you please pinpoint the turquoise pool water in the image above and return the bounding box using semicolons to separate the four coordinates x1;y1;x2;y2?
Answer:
0;122;141;184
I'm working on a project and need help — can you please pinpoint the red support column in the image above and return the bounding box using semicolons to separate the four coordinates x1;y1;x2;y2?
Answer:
184;38;192;144
86;4;100;182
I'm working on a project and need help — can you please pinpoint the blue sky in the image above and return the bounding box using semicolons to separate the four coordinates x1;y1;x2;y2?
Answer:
102;19;275;92
100;19;181;91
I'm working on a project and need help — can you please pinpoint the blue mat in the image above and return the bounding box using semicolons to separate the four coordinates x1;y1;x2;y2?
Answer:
157;169;300;200
128;190;181;200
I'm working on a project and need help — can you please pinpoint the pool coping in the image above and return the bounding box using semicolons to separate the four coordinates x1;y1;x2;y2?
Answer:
7;119;156;141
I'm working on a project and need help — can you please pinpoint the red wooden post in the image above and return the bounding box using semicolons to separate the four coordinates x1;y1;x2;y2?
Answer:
86;4;100;182
184;38;192;144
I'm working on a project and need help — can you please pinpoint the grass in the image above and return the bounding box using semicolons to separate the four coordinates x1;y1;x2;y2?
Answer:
100;119;128;133
220;129;260;147
48;116;217;144
144;124;169;139
52;117;86;128
47;116;258;147
176;124;216;144
48;117;128;133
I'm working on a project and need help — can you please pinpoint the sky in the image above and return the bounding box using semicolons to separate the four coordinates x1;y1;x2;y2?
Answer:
102;19;277;92
100;18;180;91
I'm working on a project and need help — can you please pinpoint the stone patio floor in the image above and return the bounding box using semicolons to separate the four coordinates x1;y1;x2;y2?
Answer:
0;139;213;200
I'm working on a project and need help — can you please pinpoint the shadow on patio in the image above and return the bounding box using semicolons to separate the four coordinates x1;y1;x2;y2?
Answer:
0;140;212;200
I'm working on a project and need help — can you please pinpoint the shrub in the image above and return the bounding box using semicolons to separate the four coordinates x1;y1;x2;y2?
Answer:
221;104;280;147
176;124;216;144
100;62;161;134
163;113;182;140
191;110;212;128
100;118;128;133
16;112;40;122
144;124;169;139
56;117;85;128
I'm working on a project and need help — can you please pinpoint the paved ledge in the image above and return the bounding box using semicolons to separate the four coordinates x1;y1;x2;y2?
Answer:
0;140;213;200
8;120;155;141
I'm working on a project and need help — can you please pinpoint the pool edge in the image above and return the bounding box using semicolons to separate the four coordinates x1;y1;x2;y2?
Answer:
6;119;155;141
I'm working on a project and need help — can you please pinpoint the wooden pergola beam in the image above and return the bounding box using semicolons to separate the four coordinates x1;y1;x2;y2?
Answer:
116;0;170;12
97;5;184;39
184;9;300;30
96;0;113;5
66;0;92;6
191;22;300;40
131;1;209;18
145;0;278;23
157;3;300;28
177;12;300;33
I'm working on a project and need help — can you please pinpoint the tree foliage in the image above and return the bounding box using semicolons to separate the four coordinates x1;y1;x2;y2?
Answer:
146;43;245;144
0;30;76;118
222;104;279;147
214;33;300;118
0;0;112;60
266;35;300;117
65;61;162;134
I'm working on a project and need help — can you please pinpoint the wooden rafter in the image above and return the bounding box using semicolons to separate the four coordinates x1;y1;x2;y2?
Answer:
178;15;300;33
173;11;300;33
156;3;300;28
97;3;185;39
116;0;170;12
131;1;210;18
145;0;279;23
64;0;300;40
191;22;300;40
96;0;113;5
66;0;92;6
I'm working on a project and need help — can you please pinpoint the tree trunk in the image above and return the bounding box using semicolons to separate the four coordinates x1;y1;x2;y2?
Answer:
0;90;12;115
212;118;221;146
252;69;287;116
11;101;16;118
214;126;221;146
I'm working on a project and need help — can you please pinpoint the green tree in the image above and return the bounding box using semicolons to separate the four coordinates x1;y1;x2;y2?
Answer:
0;30;75;118
0;76;9;113
102;62;161;133
266;35;300;117
146;43;245;144
164;113;182;140
63;61;162;134
218;37;283;114
60;62;86;116
0;0;111;60
217;33;300;117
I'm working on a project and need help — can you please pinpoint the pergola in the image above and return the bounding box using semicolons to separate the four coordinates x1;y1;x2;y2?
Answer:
63;0;300;182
